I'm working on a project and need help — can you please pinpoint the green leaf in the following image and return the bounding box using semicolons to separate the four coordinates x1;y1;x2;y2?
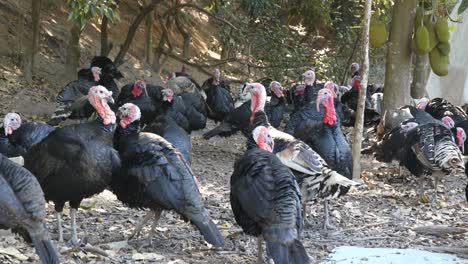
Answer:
459;0;468;14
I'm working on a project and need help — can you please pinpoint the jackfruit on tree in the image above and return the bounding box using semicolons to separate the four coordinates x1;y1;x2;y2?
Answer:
435;18;450;42
415;25;431;54
370;19;388;48
429;47;449;76
437;42;450;56
424;17;439;51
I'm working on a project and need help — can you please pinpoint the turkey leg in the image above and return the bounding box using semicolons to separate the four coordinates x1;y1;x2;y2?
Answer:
56;212;63;242
69;208;79;246
147;209;162;246
323;200;336;231
129;211;155;240
257;236;264;264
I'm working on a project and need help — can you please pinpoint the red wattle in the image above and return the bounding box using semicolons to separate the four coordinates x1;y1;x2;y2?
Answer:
353;78;361;91
322;96;337;126
131;86;142;97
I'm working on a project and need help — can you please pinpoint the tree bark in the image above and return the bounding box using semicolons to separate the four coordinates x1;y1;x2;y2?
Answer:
144;10;154;63
351;0;372;180
411;53;430;98
100;16;111;56
152;16;173;74
24;0;42;83
114;0;163;66
174;12;191;59
382;0;417;113
65;22;82;81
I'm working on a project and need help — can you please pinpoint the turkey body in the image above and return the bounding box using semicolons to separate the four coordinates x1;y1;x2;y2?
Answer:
425;97;468;125
112;121;224;246
25;119;120;212
401;123;464;177
144;115;192;165
230;148;309;264
1;122;55;157
203;79;234;122
265;95;287;128
0;154;60;264
202;100;252;139
180;92;208;131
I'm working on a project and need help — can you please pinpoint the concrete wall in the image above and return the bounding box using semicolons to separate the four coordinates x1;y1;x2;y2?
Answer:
426;1;468;104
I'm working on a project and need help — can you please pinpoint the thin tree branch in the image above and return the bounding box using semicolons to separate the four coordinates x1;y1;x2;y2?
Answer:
114;0;164;66
161;3;238;30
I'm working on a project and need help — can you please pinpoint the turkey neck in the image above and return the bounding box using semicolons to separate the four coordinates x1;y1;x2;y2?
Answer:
114;120;140;148
95;116;116;133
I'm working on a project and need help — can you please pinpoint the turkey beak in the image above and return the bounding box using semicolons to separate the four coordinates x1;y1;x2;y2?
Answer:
3;120;9;136
106;93;115;104
266;136;274;152
142;85;148;97
316;95;325;112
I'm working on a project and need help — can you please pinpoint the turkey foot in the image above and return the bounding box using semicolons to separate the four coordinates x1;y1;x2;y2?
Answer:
67;208;80;246
129;209;162;248
256;236;264;264
128;211;154;240
323;201;336;231
56;212;64;243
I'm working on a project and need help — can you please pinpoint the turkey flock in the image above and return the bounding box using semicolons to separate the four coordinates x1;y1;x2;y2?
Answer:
0;56;467;264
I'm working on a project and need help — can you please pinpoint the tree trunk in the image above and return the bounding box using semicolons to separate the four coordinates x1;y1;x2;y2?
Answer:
351;0;372;180
152;16;173;74
174;12;191;59
100;16;111;56
220;43;229;61
144;10;154;63
411;54;430;98
114;0;163;66
65;22;82;81
382;0;417;113
24;0;42;83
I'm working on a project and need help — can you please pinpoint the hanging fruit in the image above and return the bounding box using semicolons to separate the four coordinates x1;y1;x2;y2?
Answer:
435;18;450;42
369;18;388;48
429;47;449;76
415;25;431;54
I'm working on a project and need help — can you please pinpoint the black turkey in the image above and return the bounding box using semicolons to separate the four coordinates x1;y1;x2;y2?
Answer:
112;103;224;247
230;125;310;264
0;154;60;264
25;85;121;245
1;113;54;157
246;83;359;230
48;56;123;125
202;69;234;122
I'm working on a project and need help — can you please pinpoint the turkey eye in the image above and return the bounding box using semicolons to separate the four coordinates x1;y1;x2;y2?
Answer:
10;119;14;121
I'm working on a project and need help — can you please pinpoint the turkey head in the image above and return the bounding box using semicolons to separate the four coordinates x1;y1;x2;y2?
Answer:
91;66;101;82
442;116;455;129
269;81;284;98
162;88;174;103
456;127;466;154
131;80;148;98
88;85;116;125
252;126;274;152
316;83;337;126
302;70;315;86
118;103;141;129
246;83;267;123
4;113;21;136
213;69;221;86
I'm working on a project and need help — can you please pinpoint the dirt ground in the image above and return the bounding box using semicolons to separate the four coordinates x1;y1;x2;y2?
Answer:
0;117;467;264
